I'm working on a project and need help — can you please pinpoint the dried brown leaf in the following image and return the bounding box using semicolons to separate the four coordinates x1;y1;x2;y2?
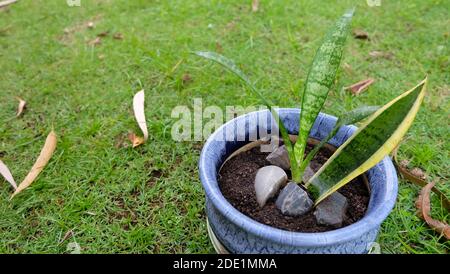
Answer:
11;130;57;199
129;90;148;148
416;182;450;240
15;96;26;117
392;144;450;212
344;78;375;95
252;0;260;12
353;29;369;40
97;31;109;37
0;159;17;190
59;229;74;244
399;159;410;167
410;167;426;180
127;133;145;148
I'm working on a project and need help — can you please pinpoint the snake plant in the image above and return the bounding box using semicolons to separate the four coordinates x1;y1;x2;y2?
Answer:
195;8;427;204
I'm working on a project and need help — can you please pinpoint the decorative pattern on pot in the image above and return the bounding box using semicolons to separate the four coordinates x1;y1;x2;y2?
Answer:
199;109;398;254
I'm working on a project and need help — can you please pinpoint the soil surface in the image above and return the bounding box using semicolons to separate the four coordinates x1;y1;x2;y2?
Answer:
218;144;370;232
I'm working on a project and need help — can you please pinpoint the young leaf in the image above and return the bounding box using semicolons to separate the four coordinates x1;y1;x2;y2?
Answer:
11;130;57;199
194;51;301;179
338;106;380;127
0;159;17;189
307;78;428;204
294;9;354;172
299;105;379;178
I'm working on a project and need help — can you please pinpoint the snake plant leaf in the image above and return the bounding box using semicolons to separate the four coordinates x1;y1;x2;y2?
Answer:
299;105;379;177
194;51;301;179
194;51;269;106
307;78;427;205
293;9;354;169
337;105;380;128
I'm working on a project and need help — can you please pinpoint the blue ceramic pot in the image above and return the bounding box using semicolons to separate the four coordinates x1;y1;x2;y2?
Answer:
199;108;398;254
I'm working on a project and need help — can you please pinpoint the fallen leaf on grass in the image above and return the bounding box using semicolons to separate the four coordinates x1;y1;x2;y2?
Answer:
410;167;426;180
129;90;148;148
128;133;145;148
353;29;369;40
113;32;124;40
344;78;375;95
0;0;17;9
252;0;260;12
0;160;17;190
96;31;109;37
416;182;450;240
392;143;450;212
11;130;57;199
15;96;26;117
59;229;73;244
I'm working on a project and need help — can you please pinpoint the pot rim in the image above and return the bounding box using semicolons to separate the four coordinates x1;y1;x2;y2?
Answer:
199;108;398;247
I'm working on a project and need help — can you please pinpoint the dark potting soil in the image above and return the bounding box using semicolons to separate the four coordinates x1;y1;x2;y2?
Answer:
218;144;370;232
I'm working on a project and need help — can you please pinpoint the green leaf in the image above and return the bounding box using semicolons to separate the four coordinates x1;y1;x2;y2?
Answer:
307;78;428;204
193;51;301;179
299;105;379;178
337;105;380;128
293;9;354;174
194;51;267;104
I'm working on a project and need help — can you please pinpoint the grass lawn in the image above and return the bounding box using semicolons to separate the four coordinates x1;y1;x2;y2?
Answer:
0;0;448;253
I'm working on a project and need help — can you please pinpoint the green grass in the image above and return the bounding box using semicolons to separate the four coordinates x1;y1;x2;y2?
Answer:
0;0;448;253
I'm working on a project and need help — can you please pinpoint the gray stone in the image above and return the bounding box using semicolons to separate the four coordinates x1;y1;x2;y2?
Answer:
260;135;282;153
254;165;288;207
302;164;315;183
275;182;313;216
266;145;290;170
314;192;348;227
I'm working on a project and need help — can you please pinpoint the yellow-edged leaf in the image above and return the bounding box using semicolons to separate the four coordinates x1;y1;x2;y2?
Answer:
308;78;428;204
